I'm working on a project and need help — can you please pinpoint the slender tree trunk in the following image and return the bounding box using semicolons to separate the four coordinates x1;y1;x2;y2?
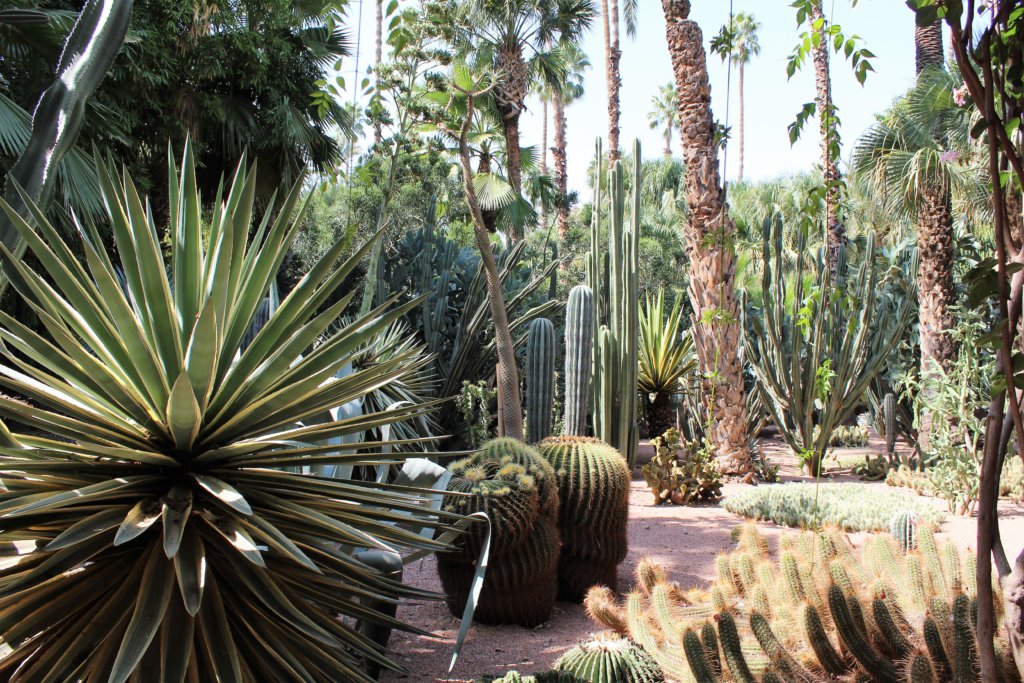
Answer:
457;98;524;441
374;0;383;144
496;45;528;242
540;98;549;230
664;126;672;158
738;60;745;180
554;96;569;245
810;1;844;277
661;0;751;475
915;20;955;451
601;0;622;164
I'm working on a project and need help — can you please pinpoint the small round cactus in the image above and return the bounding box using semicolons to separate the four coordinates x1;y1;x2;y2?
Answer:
553;634;664;683
890;509;919;552
536;436;630;601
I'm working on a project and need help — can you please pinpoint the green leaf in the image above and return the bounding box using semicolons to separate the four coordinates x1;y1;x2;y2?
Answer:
166;371;201;452
173;529;206;617
45;507;127;551
115;498;163;546
192;474;252;516
162;486;193;559
108;543;176;683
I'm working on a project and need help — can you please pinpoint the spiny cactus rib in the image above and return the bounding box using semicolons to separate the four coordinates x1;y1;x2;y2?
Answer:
907;653;937;683
828;584;899;683
748;612;815;683
526;318;555;444
584;585;629;635
872;598;912;660
682;628;717;683
803;603;847;677
717;612;756;683
477;438;560;521
553;635;665;683
563;285;593;437
891;510;919;552
700;621;722;678
951;593;977;683
923;617;953;681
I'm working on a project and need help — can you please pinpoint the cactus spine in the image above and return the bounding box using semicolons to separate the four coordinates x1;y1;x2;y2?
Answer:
527;318;556;443
586;139;640;467
563;285;594;437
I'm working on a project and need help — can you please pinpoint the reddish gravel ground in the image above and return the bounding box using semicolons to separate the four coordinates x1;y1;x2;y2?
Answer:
379;436;1024;682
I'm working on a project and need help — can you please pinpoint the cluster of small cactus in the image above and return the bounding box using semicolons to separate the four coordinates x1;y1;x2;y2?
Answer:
641;427;722;505
584;523;1019;682
890;510;920;551
537;436;630;601
825;424;871;448
553;634;665;682
438;438;560;627
854;453;890;481
886;464;931;495
722;482;943;532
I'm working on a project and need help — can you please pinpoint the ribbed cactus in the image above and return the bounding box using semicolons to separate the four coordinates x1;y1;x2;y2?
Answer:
584;524;1018;683
527;318;556;443
553;635;664;683
537;436;630;601
564;285;594;437
883;392;898;460
891;510;920;551
437;439;559;627
586;139;640;467
483;672;584;683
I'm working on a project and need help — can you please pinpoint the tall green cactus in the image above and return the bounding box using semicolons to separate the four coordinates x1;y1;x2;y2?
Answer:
744;213;917;475
586;139;640;467
883;391;898;461
1;0;132;259
563;285;594;437
527;318;556;443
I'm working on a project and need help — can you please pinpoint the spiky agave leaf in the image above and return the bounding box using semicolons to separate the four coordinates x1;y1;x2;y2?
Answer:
638;290;695;398
0;143;457;682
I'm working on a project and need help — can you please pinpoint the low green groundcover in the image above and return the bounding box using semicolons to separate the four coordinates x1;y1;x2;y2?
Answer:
722;482;945;531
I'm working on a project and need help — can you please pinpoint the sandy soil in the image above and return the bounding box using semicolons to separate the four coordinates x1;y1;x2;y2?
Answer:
380;437;1024;682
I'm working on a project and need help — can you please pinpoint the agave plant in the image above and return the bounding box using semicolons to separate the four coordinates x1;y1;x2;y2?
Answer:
638;290;695;438
0;147;454;681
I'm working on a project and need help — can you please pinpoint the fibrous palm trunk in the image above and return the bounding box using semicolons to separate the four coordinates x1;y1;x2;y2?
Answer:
647;393;676;440
553;95;569;244
374;0;383;144
661;0;751;475
915;20;955;450
496;44;528;242
458;99;524;441
738;60;745;180
541;98;549;230
810;1;844;278
601;0;622;164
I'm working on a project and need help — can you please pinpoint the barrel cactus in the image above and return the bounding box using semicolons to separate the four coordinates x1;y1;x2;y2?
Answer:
537;436;630;601
554;635;664;683
438;439;559;626
891;510;920;552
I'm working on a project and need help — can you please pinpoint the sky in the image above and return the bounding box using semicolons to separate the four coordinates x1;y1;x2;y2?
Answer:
342;0;927;196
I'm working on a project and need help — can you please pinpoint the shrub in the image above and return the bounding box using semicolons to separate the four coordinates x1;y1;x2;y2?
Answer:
722;483;944;531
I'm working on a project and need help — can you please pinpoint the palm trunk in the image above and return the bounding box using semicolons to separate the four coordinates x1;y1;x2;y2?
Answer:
810;1;844;278
496;45;528;243
602;0;622;164
664;126;672;158
540;98;549;230
458;99;524;441
374;0;383;144
661;0;751;475
647;392;676;440
738;60;745;180
554;96;569;245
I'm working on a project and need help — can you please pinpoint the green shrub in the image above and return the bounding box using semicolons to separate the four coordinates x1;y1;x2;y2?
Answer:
722;483;944;531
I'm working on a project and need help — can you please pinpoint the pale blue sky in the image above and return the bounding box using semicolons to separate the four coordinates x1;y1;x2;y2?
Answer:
344;0;925;194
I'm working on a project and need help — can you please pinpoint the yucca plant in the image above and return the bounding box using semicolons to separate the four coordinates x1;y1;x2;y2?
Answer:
0;146;456;682
638;290;696;438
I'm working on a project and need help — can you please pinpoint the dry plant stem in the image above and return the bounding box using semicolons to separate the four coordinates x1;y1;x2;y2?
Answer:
602;0;621;164
454;88;525;441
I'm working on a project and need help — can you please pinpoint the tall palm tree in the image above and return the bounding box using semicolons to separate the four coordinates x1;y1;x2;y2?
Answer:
443;0;596;241
647;83;678;158
720;12;760;180
375;0;384;143
552;43;589;242
601;0;637;164
660;0;751;475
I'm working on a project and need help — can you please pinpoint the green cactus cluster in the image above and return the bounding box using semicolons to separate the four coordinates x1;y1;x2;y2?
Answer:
722;482;943;532
854;453;890;481
825;424;871;448
438;438;560;627
890;510;920;551
887;464;932;495
641;427;722;505
584;523;1019;682
537;436;630;602
481;672;585;683
554;634;665;683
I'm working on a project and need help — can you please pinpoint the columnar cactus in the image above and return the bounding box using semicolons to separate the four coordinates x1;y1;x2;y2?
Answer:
585;139;640;467
563;285;594;437
883;391;898;460
537;436;630;601
527;318;556;443
891;510;920;552
554;635;665;683
437;439;560;627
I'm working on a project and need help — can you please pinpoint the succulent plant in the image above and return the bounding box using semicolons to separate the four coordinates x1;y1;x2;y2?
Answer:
891;510;920;551
526;318;556;443
642;427;722;505
482;672;584;683
554;634;665;683
563;285;594;438
537;436;630;601
438;439;560;626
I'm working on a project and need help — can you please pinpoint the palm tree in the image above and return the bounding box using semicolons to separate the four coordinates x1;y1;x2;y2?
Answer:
601;0;637;164
647;83;678;158
375;0;384;143
552;43;590;242
719;12;760;179
660;0;751;475
443;0;596;241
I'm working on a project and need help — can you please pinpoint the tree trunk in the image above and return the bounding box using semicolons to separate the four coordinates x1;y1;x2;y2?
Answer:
458;97;524;441
554;96;569;244
738;60;745;180
495;44;528;242
664;126;672;158
810;1;844;277
374;0;383;144
647;392;676;440
661;0;751;475
915;18;954;451
540;98;549;230
602;0;622;164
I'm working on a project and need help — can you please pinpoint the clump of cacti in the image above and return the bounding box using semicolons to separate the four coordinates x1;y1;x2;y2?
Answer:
641;427;722;505
886;463;931;495
890;510;920;551
438;439;560;626
554;634;665;683
527;318;556;443
481;672;584;683
537;436;630;601
825;424;871;447
853;453;890;480
722;482;943;532
585;523;1019;682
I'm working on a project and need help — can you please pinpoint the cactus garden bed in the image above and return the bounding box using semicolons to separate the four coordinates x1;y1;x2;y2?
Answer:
722;482;945;531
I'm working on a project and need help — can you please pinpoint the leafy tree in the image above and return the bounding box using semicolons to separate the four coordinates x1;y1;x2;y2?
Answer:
647;82;677;159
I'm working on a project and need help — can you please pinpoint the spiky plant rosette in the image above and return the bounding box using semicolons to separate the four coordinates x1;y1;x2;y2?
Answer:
0;148;456;682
